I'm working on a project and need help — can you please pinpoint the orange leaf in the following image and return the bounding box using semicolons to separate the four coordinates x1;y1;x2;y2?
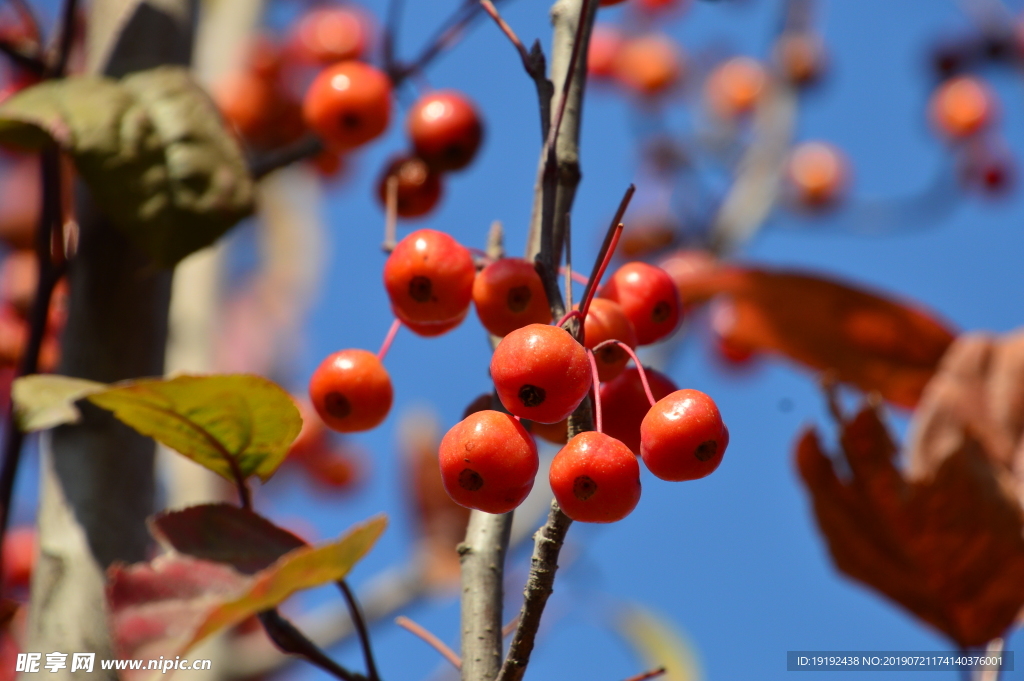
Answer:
679;267;955;408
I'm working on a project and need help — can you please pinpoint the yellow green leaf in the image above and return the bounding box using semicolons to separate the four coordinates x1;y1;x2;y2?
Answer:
183;514;387;652
87;374;301;483
11;374;107;432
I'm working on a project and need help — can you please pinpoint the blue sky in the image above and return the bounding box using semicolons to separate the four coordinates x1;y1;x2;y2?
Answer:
266;0;1024;679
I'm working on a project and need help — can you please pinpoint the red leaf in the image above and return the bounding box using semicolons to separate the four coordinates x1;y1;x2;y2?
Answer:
149;503;306;575
797;405;1024;647
678;267;955;408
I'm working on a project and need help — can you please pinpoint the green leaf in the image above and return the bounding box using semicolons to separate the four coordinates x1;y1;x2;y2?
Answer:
0;66;254;266
11;374;107;431
183;514;387;652
87;374;301;483
150;503;307;575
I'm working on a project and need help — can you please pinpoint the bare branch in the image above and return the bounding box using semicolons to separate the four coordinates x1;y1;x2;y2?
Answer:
0;37;45;74
395;616;462;670
258;610;363;681
458;511;512;681
249;134;325;181
496;500;573;681
622;667;667;681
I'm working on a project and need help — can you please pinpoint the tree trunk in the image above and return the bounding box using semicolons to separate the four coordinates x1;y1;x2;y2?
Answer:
23;0;194;677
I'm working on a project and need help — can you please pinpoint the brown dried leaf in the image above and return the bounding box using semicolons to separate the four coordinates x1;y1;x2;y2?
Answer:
678;267;955;408
905;331;1024;480
797;405;1024;647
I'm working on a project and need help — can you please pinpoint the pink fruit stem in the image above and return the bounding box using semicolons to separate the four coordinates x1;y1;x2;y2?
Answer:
377;318;401;360
555;309;584;328
592;339;656;407
586;349;603;434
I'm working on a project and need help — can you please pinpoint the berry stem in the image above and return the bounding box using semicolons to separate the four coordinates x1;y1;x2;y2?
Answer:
382;175;399;253
593;339;657;407
395;615;462;669
577;222;622;323
555;309;583;328
586;349;602;433
377;318;401;360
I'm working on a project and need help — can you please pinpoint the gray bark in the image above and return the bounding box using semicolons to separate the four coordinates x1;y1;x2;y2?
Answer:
23;0;194;677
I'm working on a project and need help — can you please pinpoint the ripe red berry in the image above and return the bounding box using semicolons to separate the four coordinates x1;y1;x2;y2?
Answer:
599;262;681;345
583;298;638;382
640;389;728;481
929;76;994;140
309;349;393;432
472;258;551;337
407;91;484;172
600;366;677;455
439;410;539;513
2;526;35;589
303;61;392;150
550;432;641;523
384;229;476;328
377;155;443;218
491;324;592;424
786;141;848;208
614;34;684;96
588;25;624;80
288;6;370;65
705;57;766;120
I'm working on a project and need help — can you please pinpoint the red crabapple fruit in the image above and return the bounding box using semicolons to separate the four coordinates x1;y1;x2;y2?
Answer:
439;410;539;513
309;349;393;432
640;389;728;481
472;258;552;337
599;261;681;345
383;229;476;327
550;431;641;523
491;324;592;424
600;366;677;455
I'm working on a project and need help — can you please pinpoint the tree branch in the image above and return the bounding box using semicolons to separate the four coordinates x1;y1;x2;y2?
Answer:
258;610;365;681
458;510;512;681
396;616;462;669
495;500;573;681
249;134;325;181
479;0;553;142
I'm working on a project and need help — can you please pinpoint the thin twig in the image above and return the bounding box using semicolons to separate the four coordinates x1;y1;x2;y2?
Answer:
0;38;45;74
337;581;381;681
479;0;552;141
501;614;519;638
47;0;79;76
395;616;461;670
495;500;573;681
249;134;325;180
258;610;364;681
578;185;634;317
563;214;573;312
382;0;405;73
487;220;505;260
383;175;398;253
586;349;601;433
621;667;667;681
0;147;63;562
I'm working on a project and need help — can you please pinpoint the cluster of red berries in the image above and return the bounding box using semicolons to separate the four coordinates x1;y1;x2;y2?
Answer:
214;5;376;176
375;91;484;219
215;2;485;213
306;226;728;524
